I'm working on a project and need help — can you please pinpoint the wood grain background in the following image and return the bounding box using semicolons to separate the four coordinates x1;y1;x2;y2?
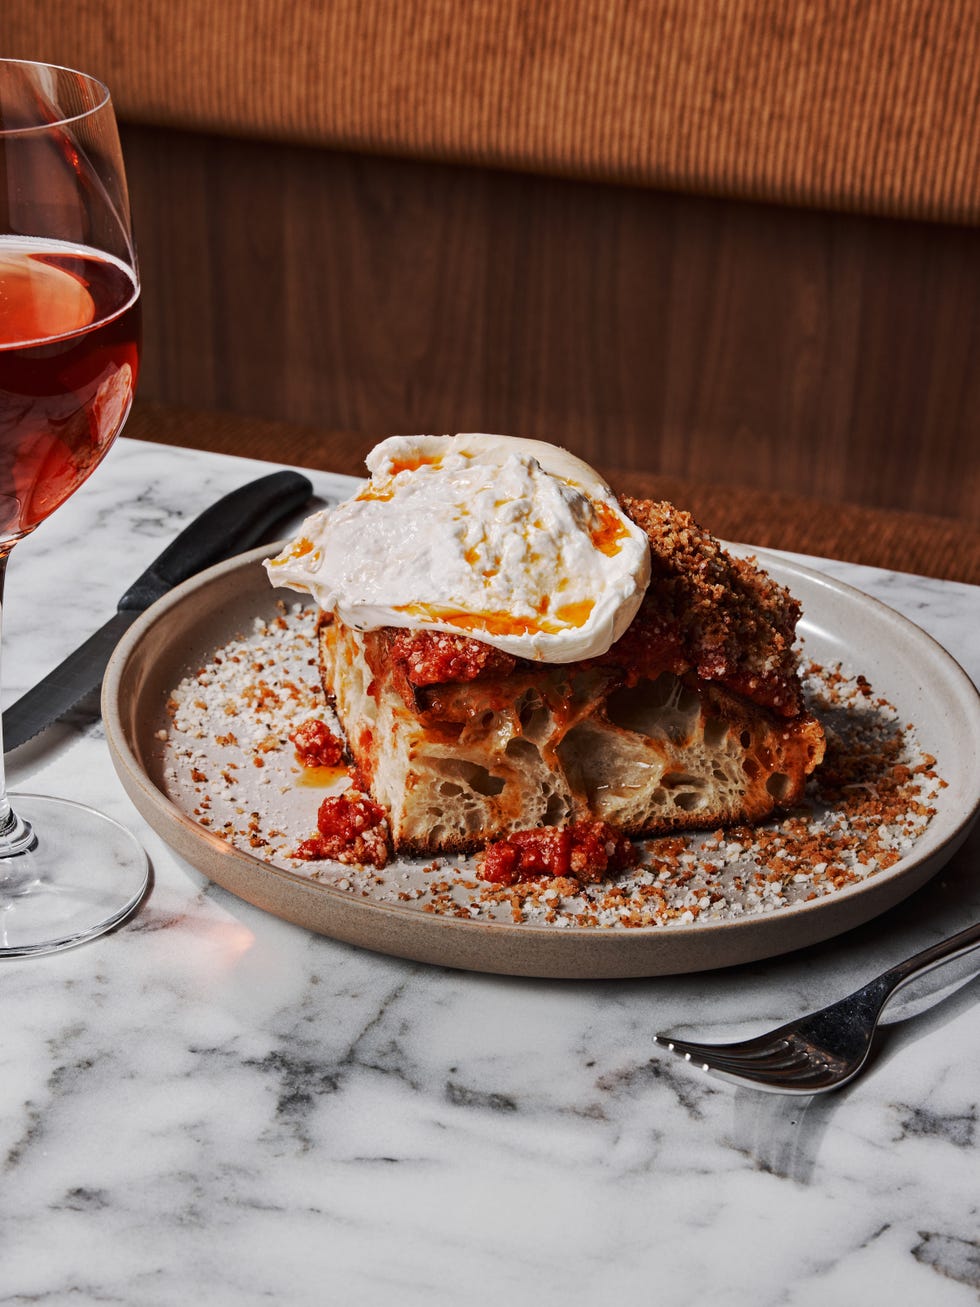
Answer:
124;124;980;521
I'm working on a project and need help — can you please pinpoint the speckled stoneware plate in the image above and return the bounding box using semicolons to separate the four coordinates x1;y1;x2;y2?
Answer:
103;544;980;978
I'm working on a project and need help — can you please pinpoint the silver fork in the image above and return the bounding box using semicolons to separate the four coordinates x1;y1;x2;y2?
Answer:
655;919;980;1094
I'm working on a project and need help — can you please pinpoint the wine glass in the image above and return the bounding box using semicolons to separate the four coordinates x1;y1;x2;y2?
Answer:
0;59;148;956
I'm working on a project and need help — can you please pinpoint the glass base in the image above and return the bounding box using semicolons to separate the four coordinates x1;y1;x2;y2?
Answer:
0;793;148;957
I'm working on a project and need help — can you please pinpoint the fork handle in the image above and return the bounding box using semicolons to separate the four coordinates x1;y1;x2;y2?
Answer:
878;919;980;1001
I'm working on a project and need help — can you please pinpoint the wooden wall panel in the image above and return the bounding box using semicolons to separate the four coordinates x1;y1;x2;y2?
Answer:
122;124;980;520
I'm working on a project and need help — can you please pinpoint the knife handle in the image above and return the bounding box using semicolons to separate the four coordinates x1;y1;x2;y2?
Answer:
117;470;314;612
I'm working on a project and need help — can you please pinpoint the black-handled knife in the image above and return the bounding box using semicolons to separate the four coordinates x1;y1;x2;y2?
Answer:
2;469;314;753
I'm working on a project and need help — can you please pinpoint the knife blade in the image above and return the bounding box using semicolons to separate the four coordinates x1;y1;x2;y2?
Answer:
2;468;314;752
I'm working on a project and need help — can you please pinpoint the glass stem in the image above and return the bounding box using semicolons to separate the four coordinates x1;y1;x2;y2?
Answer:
0;548;37;857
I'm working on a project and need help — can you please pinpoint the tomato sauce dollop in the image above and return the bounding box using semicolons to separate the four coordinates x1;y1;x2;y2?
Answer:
289;718;345;768
293;789;389;869
389;628;518;687
480;821;637;886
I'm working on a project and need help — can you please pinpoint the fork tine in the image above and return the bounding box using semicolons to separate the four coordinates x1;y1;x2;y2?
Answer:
662;1042;805;1077
655;1037;712;1071
693;1046;810;1074
656;1035;852;1092
661;1047;835;1090
695;1049;822;1080
706;1061;843;1093
658;1034;796;1066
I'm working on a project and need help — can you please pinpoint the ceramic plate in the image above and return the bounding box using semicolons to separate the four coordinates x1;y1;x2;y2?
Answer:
103;545;980;978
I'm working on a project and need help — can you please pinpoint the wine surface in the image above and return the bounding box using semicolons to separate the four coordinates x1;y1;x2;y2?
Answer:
0;236;140;541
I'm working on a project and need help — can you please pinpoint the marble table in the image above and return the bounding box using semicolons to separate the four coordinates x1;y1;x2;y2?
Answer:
3;437;978;1306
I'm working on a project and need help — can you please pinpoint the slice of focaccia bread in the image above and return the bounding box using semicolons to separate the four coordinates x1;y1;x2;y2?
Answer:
317;499;825;854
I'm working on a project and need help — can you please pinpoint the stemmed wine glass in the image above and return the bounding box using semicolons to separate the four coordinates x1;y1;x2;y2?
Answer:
0;59;148;955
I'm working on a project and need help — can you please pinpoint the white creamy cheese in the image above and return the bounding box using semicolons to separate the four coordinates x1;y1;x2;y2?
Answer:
265;433;651;662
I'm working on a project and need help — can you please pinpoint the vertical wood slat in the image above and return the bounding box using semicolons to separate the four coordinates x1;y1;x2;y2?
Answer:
123;124;980;523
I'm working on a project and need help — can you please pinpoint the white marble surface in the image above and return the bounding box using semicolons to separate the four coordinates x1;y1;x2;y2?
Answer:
2;436;979;1307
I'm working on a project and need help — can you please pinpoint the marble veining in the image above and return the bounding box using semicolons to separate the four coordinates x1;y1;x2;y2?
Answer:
2;437;978;1307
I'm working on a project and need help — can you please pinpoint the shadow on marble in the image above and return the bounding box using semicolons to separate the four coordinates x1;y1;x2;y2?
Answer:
729;1086;839;1183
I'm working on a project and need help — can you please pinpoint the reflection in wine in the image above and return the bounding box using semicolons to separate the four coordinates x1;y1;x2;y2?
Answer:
0;237;140;541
